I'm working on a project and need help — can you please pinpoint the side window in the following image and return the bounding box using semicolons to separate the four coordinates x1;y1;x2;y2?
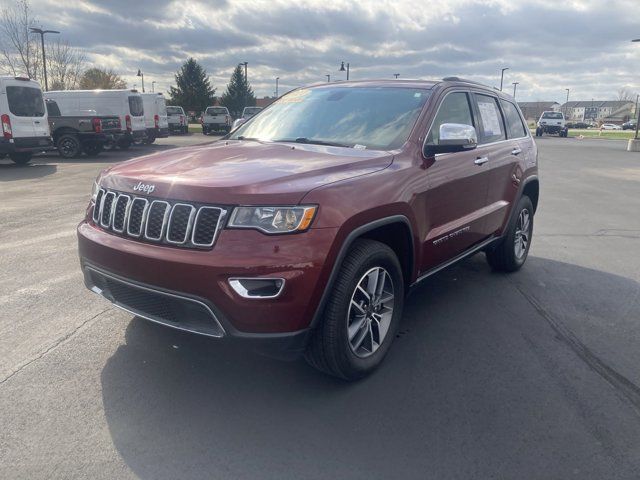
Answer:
474;94;506;144
45;99;61;117
500;100;527;139
426;92;474;145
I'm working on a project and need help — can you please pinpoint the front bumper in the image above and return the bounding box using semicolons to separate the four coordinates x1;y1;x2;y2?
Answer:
77;220;338;351
0;136;54;154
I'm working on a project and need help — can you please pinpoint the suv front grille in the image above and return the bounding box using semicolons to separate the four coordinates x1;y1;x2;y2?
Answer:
92;188;227;250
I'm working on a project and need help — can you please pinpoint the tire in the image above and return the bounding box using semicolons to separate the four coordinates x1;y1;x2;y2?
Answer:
56;134;82;158
144;135;156;145
486;195;534;272
83;143;103;157
9;152;32;165
183;126;189;134
202;127;208;135
305;239;405;380
535;128;541;137
117;138;131;150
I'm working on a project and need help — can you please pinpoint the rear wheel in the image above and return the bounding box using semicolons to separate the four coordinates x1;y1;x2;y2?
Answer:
305;239;404;380
83;143;103;157
486;195;534;272
9;152;32;165
57;134;82;158
144;134;156;145
117;138;131;150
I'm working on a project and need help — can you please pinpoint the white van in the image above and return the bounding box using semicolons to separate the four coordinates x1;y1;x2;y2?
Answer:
140;92;169;143
0;76;53;165
45;89;146;149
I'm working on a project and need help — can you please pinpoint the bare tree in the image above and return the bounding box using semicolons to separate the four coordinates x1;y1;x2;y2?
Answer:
79;68;127;90
0;0;40;79
617;87;637;102
47;38;86;90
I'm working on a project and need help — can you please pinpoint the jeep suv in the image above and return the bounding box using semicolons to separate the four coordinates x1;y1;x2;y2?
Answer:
78;78;538;380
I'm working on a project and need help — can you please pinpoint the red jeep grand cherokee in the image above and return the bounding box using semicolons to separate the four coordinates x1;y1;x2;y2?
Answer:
79;78;538;379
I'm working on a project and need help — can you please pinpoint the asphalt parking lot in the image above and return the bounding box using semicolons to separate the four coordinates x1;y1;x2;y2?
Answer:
1;135;639;479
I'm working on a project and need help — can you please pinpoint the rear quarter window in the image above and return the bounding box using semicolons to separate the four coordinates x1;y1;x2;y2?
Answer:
500;100;528;139
6;86;45;117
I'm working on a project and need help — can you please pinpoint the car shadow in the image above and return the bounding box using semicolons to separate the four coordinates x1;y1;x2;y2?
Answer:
100;255;640;479
0;161;57;181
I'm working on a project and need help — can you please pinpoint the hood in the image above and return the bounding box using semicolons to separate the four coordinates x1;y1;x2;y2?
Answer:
100;140;393;205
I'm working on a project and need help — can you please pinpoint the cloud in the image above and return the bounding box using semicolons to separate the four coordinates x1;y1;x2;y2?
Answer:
17;0;640;102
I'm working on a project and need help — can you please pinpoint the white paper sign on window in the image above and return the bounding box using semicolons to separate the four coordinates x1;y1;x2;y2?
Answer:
478;101;502;136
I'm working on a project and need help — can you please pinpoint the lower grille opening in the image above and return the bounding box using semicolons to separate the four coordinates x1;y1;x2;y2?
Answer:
87;267;225;337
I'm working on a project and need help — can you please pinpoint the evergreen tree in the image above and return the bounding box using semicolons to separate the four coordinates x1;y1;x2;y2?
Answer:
220;65;256;117
168;58;216;112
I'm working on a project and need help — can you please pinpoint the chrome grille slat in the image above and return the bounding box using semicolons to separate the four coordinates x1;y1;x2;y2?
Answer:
92;188;225;250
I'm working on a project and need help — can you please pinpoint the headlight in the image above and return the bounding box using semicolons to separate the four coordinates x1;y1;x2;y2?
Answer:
90;180;99;203
228;205;317;234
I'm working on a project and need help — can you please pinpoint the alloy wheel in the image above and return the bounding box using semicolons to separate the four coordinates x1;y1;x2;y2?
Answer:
347;267;395;358
514;208;531;259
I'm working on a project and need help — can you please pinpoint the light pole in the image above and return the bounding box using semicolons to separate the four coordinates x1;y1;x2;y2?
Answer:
151;81;156;93
326;74;330;83
565;88;570;119
393;73;400;79
499;67;509;91
339;61;350;81
512;82;519;99
137;69;145;92
633;39;640;140
239;62;248;82
29;27;59;91
275;77;279;98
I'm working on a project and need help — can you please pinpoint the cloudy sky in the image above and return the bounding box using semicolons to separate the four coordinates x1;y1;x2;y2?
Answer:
21;0;640;102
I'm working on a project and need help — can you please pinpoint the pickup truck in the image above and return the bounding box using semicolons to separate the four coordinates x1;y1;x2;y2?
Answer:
45;99;122;158
201;106;231;135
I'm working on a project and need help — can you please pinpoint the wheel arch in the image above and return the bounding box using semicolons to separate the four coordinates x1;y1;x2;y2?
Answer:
309;215;416;329
53;127;80;142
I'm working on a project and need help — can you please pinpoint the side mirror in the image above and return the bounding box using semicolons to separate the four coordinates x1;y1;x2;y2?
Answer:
424;123;478;156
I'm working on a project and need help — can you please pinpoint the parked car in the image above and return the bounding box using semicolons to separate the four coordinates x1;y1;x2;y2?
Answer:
44;99;121;158
622;120;637;130
45;89;146;149
166;106;188;134
231;106;263;130
79;78;539;380
0;76;53;165
140;93;169;144
201;106;231;134
573;121;593;129
535;111;568;137
601;123;622;130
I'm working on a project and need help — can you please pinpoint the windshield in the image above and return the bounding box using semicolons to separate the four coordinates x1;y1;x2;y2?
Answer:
206;107;228;115
7;86;45;117
128;96;144;116
166;106;183;115
231;86;430;150
542;112;563;119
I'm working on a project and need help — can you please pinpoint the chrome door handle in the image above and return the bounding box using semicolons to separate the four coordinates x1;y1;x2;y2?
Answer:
511;147;522;155
474;156;489;166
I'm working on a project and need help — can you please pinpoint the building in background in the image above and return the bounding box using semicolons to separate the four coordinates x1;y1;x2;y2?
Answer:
561;101;635;124
518;102;561;121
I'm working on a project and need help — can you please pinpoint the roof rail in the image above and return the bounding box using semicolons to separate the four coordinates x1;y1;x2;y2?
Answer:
442;76;490;88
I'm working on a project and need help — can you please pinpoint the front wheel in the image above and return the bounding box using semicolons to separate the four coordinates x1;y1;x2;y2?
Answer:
486;195;534;272
305;239;404;380
9;152;32;165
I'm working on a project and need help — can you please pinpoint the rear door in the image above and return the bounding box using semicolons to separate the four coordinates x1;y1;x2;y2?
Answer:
157;97;168;128
469;92;513;236
5;81;48;138
128;95;145;132
420;90;493;271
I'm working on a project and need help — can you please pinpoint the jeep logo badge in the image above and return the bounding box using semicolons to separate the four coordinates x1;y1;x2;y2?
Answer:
133;181;155;194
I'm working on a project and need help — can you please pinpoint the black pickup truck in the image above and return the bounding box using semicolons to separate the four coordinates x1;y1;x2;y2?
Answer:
45;99;122;158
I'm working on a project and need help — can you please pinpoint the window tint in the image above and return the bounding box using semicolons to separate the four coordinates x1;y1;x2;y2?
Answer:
166;106;183;115
6;86;45;117
426;92;474;145
128;96;144;116
206;107;228;115
541;112;563;119
474;94;505;144
500;100;527;139
45;99;61;117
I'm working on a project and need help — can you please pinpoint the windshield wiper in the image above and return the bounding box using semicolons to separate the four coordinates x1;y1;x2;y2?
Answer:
273;137;352;148
235;136;263;142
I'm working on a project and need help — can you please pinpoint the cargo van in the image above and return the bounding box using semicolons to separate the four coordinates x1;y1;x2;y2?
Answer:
140;93;169;143
0;76;53;165
45;89;146;149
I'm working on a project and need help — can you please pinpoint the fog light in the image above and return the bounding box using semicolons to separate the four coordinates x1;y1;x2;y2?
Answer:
229;278;285;299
